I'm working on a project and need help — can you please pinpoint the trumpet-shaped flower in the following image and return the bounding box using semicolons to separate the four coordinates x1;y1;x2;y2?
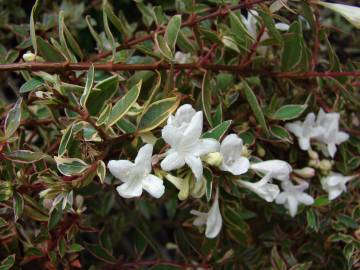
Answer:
315;109;349;158
285;113;323;150
108;144;165;199
321;172;353;200
237;173;280;202
317;1;360;29
161;107;219;181
241;10;289;55
167;104;196;130
250;160;292;181
275;181;314;217
190;189;222;238
219;134;250;175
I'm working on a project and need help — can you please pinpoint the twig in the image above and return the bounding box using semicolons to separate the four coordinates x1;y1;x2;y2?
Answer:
1;61;360;79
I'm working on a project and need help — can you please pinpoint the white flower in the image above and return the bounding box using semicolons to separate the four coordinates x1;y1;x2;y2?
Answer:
285;113;324;150
219;134;250;175
321;172;353;200
237;173;280;202
241;10;289;54
174;51;192;64
108;144;165;199
315;109;349;158
275;181;314;217
161;106;220;181
250;160;292;181
317;2;360;29
190;189;222;238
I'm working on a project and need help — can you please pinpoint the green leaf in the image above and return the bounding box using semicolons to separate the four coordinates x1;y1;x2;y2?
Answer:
0;217;8;228
20;77;44;93
0;254;15;270
281;22;303;71
336;214;359;229
313;195;330;207
306;208;319;232
4;98;22;138
150;265;182;270
258;10;282;44
58;11;76;62
116;118;136;134
84;242;116;264
13;192;24;222
48;207;62;230
289;262;312;270
137;96;180;133
64;26;83;60
6;150;47;163
30;0;41;55
54;157;89;176
107;81;142;127
80;65;95;107
97;161;106;184
271;246;287;270
241;80;269;135
203;167;213;202
37;37;66;62
202;72;213;127
272;104;307;120
102;7;116;61
67;243;84;253
202;120;232;140
155;34;173;60
165;15;182;53
58;125;74;157
270;125;292;142
87;75;120;116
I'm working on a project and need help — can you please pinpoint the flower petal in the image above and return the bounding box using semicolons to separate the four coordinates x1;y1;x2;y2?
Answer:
181;111;203;144
185;155;203;181
196;138;220;156
297;193;314;205
275;22;289;31
285;122;303;137
170;104;196;127
116;181;142;198
134;144;153;173
205;191;222;238
336;131;349;144
162;124;183;148
299;137;310;151
108;160;134;182
327;143;337;158
328;188;343;200
142;174;165;198
190;210;208;226
221;156;250;175
287;195;298;217
161;152;185;171
250;160;292;181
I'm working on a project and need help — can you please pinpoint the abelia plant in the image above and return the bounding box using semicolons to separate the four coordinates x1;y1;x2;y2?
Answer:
0;0;359;269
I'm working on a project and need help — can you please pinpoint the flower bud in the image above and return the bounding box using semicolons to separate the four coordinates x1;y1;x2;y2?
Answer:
241;145;251;157
294;167;316;178
202;152;223;167
308;149;319;160
257;145;266;157
75;195;84;209
319;159;332;172
308;159;320;169
23;52;36;62
22;52;45;62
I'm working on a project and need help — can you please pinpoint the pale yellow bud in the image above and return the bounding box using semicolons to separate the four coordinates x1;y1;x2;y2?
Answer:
202;152;223;167
22;52;44;62
241;145;251;157
257;145;266;158
75;195;84;209
308;149;319;160
308;159;320;168
294;167;316;178
319;159;332;172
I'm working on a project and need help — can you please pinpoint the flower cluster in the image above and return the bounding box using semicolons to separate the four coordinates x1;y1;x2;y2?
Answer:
108;104;354;238
286;109;349;157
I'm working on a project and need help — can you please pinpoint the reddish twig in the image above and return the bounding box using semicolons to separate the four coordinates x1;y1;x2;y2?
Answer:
1;61;360;79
